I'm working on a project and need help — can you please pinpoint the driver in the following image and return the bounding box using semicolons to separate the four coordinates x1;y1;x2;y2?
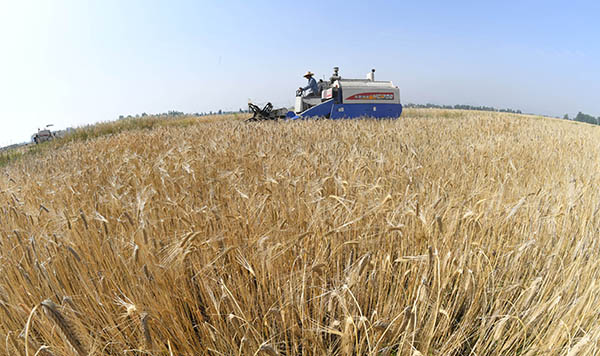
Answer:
299;71;318;97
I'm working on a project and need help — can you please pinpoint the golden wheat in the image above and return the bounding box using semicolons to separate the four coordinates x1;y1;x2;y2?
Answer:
0;110;600;355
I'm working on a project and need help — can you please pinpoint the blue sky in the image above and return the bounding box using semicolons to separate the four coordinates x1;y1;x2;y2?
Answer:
1;0;599;145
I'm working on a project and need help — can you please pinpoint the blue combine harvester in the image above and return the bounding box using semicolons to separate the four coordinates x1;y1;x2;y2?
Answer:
247;67;403;121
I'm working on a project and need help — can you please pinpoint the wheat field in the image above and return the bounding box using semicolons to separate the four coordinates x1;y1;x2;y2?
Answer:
1;109;600;355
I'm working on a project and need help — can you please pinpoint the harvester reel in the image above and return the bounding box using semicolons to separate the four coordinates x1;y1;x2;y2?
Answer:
247;102;280;122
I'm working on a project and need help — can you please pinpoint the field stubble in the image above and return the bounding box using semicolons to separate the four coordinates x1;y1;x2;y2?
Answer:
1;110;600;355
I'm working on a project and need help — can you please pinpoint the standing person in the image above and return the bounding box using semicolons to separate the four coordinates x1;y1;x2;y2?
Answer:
299;71;318;97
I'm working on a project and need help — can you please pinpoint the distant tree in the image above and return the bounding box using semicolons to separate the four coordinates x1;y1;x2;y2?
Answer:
141;112;147;117
563;114;569;120
218;109;222;115
119;115;124;120
574;112;597;125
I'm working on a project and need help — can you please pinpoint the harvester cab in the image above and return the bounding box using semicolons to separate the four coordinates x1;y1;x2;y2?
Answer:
247;67;402;121
294;66;341;114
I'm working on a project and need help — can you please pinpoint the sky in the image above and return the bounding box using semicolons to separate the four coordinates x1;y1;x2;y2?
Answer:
1;0;599;145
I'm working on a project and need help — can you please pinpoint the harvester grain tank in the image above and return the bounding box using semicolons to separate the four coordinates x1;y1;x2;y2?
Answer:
247;67;403;121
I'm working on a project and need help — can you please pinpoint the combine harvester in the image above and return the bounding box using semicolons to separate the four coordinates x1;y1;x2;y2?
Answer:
247;67;402;121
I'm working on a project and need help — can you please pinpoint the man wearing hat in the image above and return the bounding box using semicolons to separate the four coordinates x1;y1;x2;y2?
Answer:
299;71;319;97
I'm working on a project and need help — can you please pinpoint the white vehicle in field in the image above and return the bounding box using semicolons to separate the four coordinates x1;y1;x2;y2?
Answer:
32;125;56;144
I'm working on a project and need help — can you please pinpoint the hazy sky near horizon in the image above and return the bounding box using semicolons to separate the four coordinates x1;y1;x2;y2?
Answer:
1;0;599;145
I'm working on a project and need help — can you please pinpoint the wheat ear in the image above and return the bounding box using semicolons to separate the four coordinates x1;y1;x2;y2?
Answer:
41;299;86;356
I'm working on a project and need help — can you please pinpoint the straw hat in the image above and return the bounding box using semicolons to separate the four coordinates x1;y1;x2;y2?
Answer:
303;71;314;78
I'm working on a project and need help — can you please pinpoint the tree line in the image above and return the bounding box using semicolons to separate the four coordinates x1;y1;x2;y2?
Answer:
404;103;523;114
564;112;600;125
118;109;250;120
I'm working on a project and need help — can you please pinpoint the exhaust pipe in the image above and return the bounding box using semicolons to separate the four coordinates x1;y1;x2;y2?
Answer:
367;69;375;81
